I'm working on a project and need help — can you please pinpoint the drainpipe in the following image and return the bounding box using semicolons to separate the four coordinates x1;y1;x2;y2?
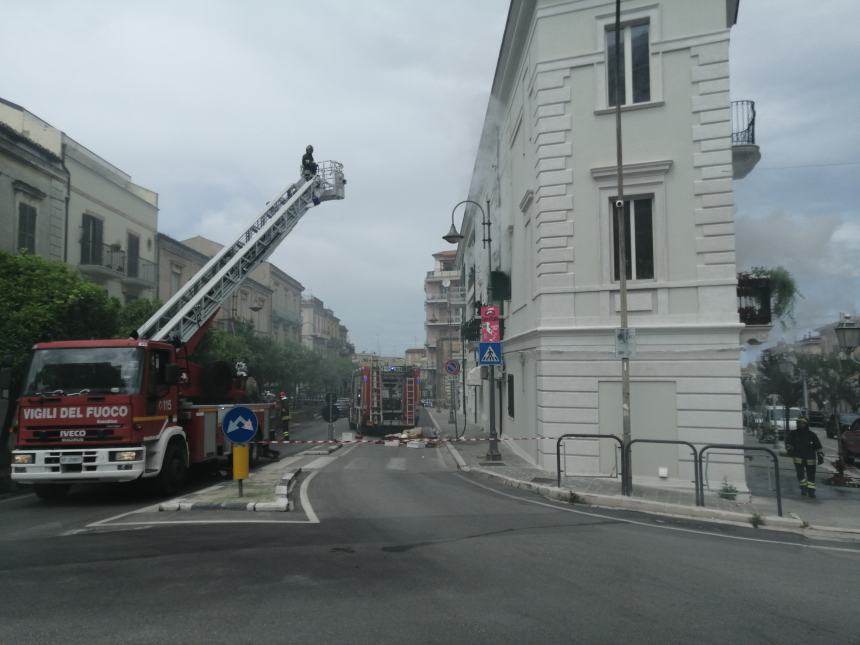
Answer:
61;142;70;263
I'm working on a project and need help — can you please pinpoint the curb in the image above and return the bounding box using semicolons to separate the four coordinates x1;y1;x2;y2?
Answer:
158;468;301;513
444;441;860;542
302;444;342;456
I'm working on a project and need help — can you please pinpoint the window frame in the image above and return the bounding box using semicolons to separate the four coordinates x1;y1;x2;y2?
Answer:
17;202;38;254
610;195;655;283
606;19;651;108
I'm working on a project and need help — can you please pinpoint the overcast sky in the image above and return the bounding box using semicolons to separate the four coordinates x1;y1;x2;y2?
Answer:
2;1;858;355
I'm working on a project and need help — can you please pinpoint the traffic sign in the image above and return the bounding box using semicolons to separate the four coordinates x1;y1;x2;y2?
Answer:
480;305;499;321
445;359;461;376
481;319;501;342
478;342;503;366
221;405;259;444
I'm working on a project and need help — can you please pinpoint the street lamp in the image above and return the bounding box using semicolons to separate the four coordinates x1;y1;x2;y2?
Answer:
834;316;860;363
444;199;501;461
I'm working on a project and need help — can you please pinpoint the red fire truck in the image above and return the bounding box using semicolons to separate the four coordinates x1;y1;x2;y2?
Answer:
348;359;419;433
8;162;345;500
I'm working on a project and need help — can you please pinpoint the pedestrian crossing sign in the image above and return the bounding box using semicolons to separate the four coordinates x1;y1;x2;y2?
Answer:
478;342;503;366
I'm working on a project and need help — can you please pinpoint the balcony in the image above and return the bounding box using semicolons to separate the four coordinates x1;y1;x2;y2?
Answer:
731;100;761;179
425;270;460;282
447;286;466;305
426;316;463;327
737;272;772;345
79;242;156;288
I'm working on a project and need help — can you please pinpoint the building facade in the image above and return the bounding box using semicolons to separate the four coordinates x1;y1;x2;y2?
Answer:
454;0;759;489
302;296;353;357
0;98;159;303
424;250;466;405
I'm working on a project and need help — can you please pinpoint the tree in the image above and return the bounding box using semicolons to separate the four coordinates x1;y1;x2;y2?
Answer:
757;350;803;438
797;352;860;417
116;298;162;338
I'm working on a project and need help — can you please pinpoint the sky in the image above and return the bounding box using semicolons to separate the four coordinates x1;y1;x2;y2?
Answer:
2;0;858;356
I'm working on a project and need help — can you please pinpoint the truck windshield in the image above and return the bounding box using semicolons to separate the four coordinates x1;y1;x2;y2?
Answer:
23;347;144;395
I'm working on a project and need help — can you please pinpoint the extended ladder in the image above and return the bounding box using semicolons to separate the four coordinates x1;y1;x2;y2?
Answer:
404;376;415;426
137;161;345;343
370;358;383;426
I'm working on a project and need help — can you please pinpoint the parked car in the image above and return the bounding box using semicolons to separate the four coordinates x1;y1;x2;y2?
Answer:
839;417;860;464
826;412;860;439
807;409;826;427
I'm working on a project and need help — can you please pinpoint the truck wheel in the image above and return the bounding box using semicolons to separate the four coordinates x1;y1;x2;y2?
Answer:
33;484;71;501
157;440;187;496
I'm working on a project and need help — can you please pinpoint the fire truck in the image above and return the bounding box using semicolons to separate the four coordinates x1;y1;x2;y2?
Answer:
8;162;345;500
348;358;419;433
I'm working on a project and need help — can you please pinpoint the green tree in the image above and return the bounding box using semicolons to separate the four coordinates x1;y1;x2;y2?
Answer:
116;298;162;338
758;350;803;433
797;352;860;417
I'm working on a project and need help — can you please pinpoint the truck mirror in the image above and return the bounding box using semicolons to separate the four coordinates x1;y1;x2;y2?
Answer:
165;364;180;386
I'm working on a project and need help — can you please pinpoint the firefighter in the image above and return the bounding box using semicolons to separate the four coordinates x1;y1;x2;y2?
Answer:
301;145;317;179
279;391;291;441
786;416;824;498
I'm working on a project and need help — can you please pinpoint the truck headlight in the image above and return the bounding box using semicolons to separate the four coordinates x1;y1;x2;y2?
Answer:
111;450;143;462
14;453;35;465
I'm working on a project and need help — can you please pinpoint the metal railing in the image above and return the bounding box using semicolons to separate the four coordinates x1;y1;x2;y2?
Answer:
556;434;625;492
624;439;702;506
127;256;157;283
731;100;756;145
80;242;125;273
699;444;782;516
737;273;771;325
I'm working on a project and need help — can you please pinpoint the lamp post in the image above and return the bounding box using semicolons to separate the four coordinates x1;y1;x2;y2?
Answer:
777;353;807;449
834;316;860;364
443;199;501;461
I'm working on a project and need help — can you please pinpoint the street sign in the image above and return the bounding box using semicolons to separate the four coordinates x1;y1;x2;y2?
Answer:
321;405;339;423
221;405;259;444
478;342;503;366
480;305;499;320
445;359;461;376
614;328;636;358
481;319;501;342
325;393;337;405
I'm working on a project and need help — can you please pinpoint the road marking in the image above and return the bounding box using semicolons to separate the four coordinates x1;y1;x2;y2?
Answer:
0;493;34;505
86;503;161;528
300;470;320;524
457;474;860;554
386;457;407;471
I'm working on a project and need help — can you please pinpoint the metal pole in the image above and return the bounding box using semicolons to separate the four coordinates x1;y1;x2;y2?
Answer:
485;198;502;461
614;0;632;496
462;325;468;433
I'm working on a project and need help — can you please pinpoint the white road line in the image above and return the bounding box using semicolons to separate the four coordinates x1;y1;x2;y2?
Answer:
0;493;34;505
300;470;320;524
88;519;314;527
87;503;161;528
457;474;860;555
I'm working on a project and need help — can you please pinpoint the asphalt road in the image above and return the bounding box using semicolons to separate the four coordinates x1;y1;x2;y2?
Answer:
2;418;859;644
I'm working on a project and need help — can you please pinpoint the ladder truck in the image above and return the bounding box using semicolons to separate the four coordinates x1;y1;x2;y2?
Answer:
348;357;419;434
8;162;345;500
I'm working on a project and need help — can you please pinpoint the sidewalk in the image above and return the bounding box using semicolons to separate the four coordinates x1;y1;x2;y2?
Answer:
425;407;860;541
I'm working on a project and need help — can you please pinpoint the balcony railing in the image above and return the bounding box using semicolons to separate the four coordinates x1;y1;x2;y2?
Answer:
447;286;466;304
80;242;156;285
737;273;771;325
731;100;756;145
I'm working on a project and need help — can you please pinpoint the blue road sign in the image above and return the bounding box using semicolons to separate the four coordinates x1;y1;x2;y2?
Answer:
221;405;259;444
478;342;503;366
445;359;461;376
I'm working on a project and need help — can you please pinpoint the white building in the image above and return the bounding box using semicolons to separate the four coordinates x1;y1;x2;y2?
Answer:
454;0;761;490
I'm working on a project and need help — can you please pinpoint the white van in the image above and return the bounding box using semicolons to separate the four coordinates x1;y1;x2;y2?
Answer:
764;405;802;438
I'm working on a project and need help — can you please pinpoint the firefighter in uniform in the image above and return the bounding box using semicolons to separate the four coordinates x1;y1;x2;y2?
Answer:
301;145;317;179
786;416;824;498
279;391;291;441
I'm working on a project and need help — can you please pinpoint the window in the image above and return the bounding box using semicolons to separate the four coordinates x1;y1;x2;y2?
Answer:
612;197;654;281
17;203;37;253
127;233;140;278
607;21;650;106
81;214;103;265
170;264;183;295
507;374;515;418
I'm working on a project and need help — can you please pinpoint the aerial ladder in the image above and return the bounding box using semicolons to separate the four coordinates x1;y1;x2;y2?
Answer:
137;161;345;347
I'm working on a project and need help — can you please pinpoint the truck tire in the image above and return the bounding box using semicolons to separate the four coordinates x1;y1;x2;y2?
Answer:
157;440;187;496
33;484;71;501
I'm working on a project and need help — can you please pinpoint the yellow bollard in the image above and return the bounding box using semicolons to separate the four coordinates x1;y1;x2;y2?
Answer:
233;444;249;497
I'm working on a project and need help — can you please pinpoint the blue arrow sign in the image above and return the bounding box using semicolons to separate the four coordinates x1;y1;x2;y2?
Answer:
221;405;259;444
478;342;502;366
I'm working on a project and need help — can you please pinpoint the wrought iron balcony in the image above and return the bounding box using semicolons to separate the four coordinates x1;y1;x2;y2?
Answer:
731;100;761;179
737;272;772;345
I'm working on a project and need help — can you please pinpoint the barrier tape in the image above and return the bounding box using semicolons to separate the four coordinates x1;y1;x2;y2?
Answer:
249;435;550;446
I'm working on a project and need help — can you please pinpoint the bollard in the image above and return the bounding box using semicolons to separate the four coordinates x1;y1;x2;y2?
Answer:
233;444;249;497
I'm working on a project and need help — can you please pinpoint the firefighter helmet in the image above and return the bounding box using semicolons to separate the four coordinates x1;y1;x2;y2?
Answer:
306;145;313;153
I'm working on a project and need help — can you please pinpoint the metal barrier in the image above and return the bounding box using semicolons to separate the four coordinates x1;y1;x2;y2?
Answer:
699;444;782;517
556;434;625;492
624;439;702;506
